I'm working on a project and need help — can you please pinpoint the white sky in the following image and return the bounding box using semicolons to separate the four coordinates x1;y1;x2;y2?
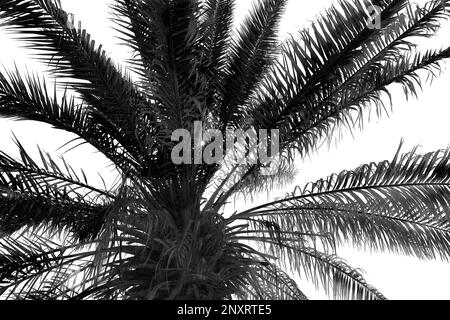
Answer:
0;0;450;300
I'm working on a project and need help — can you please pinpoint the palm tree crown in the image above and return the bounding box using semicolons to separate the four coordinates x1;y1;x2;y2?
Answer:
0;0;450;300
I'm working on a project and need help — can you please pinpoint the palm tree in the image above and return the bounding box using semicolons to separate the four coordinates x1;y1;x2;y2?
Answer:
0;0;450;300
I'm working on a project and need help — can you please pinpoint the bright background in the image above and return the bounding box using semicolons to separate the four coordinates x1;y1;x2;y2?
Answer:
1;0;450;299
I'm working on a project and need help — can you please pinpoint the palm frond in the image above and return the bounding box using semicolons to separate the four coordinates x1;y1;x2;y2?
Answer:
237;145;450;260
0;232;120;299
238;263;308;300
237;234;385;300
251;0;450;156
279;246;386;300
2;0;450;301
201;0;235;71
0;140;114;239
0;0;146;153
219;0;287;128
1;137;114;199
199;0;235;116
286;46;450;155
0;67;141;172
113;0;209;131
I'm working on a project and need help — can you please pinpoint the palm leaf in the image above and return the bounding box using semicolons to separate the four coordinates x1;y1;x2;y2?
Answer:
219;0;287;129
0;0;147;156
237;145;450;260
0;67;142;172
251;0;450;156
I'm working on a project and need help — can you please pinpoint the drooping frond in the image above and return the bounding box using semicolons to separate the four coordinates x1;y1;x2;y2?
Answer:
228;216;385;300
237;263;308;300
237;145;450;261
275;245;386;300
235;231;385;300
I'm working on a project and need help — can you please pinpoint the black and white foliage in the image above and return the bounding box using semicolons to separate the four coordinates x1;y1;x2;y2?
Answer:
0;0;450;300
